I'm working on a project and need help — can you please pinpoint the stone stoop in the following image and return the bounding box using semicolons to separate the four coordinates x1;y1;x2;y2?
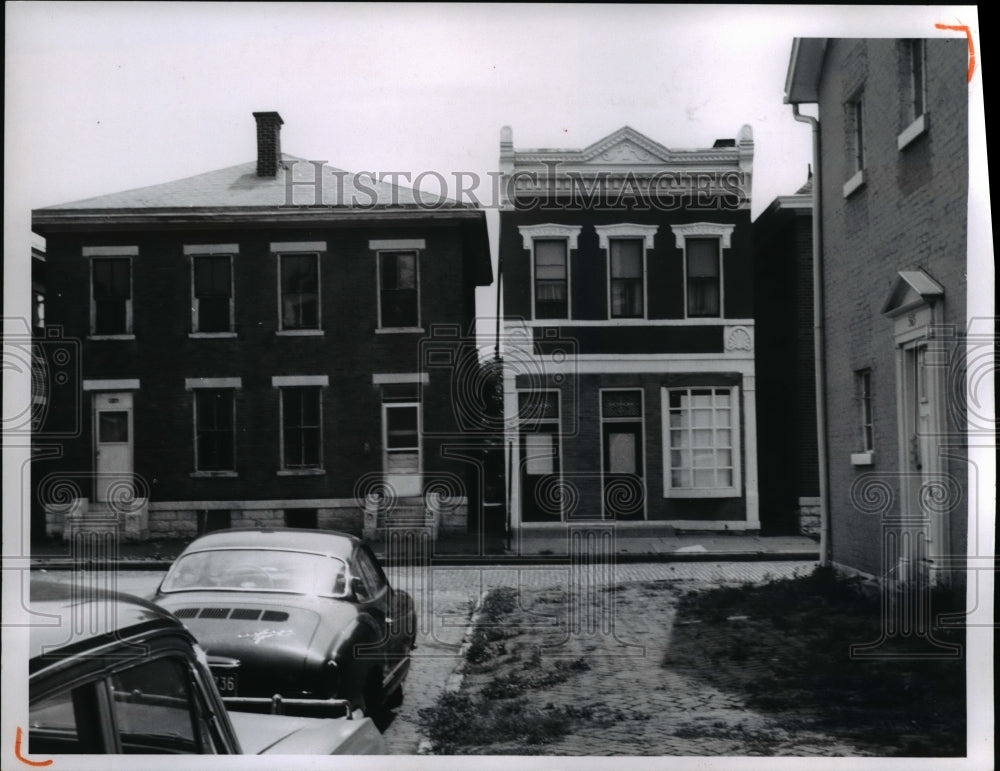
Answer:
56;498;150;542
371;496;439;542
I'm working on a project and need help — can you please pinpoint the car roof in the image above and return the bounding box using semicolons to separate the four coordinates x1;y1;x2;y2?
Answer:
29;581;187;666
177;528;360;561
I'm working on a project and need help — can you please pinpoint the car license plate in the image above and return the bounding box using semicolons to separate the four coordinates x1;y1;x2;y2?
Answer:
213;671;238;697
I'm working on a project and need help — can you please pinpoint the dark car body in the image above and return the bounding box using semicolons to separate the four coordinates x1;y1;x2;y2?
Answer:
28;581;386;755
152;528;416;716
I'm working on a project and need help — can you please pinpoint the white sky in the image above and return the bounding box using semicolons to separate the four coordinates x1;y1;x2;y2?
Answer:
2;6;993;769
4;3;985;331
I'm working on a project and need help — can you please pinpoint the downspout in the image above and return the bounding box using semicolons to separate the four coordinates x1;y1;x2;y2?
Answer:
792;103;831;567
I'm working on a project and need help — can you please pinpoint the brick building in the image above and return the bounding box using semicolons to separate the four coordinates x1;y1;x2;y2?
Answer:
785;38;969;588
31;112;492;543
498;125;761;533
752;176;819;535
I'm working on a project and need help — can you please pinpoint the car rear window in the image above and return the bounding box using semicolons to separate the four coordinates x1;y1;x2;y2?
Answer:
160;550;349;595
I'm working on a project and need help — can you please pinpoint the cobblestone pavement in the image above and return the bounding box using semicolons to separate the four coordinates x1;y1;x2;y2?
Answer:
32;561;841;755
381;560;821;755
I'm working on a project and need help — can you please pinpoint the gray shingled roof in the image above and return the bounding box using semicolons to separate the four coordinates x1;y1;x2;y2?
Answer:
39;154;459;211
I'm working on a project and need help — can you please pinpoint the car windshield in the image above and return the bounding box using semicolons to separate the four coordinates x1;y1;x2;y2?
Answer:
160;549;349;596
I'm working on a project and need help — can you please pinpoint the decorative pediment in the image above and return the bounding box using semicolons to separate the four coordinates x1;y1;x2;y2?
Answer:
880;270;944;317
581;127;673;165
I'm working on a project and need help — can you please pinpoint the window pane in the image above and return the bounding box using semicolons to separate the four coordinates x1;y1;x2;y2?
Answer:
194;257;231;298
686;240;719;277
610;240;642;278
93;259;131;299
30;689;84;753
607;432;637;474
525;433;555;474
534;241;566;275
99;411;129;443
281;254;319;329
110;657;200;753
386;406;419;449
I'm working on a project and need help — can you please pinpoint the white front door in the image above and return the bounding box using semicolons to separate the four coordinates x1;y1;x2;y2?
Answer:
94;392;133;502
383;403;421;498
900;342;947;578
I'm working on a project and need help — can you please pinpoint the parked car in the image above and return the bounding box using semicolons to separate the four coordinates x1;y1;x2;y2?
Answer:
28;581;386;755
152;528;416;717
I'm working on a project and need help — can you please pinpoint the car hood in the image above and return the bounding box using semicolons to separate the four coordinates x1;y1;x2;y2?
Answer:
228;710;386;755
156;592;357;668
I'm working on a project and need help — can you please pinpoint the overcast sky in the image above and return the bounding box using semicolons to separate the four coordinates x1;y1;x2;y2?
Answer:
5;4;985;331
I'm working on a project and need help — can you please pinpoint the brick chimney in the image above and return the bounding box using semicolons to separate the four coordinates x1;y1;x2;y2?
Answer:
253;111;283;177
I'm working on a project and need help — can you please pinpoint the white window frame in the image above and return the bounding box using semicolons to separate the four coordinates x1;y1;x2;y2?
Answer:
670;223;733;320
186;245;237;337
661;385;741;498
272;241;325;335
376;248;422;332
519;224;581;321
518;388;564;520
595;224;657;321
599;387;647;520
851;369;875;466
189;386;239;477
381;401;423;480
273;377;327;475
84;246;136;339
898;39;928;150
844;88;866;196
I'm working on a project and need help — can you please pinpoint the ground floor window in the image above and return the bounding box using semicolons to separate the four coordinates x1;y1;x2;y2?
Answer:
662;386;740;497
281;387;322;469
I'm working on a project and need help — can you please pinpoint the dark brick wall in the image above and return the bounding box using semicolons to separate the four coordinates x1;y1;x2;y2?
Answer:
753;202;819;533
500;207;753;321
35;222;484;518
817;39;968;576
513;372;748;523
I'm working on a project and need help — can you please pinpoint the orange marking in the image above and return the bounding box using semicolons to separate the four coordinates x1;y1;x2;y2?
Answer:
14;727;53;767
935;23;976;82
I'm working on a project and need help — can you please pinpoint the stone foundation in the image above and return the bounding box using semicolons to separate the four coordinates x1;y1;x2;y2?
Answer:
796;497;822;537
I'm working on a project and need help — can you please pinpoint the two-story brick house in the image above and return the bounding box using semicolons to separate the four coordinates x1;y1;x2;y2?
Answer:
785;38;969;590
31;112;492;544
498;125;759;535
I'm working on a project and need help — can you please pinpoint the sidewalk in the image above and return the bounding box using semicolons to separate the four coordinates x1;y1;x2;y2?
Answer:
27;530;820;569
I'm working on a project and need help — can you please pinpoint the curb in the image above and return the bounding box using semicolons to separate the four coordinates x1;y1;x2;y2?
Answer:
415;590;481;755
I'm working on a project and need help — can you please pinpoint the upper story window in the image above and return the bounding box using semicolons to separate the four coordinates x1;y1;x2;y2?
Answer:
533;240;568;320
898;39;928;150
370;239;425;332
84;246;137;338
272;242;326;334
610;240;643;317
595;224;658;321
844;88;866;196
518;224;582;321
380;251;419;328
186;245;236;335
670;223;733;320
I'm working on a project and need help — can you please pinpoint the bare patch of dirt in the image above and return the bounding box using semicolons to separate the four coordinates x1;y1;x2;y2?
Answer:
418;568;966;756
